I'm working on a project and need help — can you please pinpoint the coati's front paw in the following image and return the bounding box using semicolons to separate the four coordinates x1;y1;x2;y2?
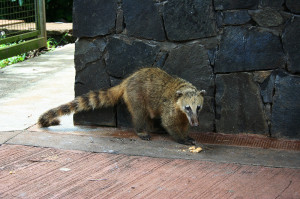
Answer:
137;132;151;141
177;136;196;145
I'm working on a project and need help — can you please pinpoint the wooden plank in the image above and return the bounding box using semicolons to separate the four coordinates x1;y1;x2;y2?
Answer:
37;0;47;46
0;144;299;199
0;31;39;45
0;37;47;60
0;19;25;28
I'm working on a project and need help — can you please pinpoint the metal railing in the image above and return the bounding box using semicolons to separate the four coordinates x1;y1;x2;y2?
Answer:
0;0;46;60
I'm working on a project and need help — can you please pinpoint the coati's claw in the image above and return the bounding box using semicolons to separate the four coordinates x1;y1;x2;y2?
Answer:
177;137;196;145
187;136;195;142
187;137;196;145
137;132;151;141
139;135;151;141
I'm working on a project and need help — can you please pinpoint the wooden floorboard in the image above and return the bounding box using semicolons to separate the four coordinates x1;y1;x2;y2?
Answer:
0;144;299;199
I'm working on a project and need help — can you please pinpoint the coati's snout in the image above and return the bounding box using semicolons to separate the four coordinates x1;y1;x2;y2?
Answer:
184;105;200;127
187;112;199;127
176;89;206;127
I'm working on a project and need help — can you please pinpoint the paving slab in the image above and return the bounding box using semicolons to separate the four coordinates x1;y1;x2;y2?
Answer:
0;144;299;199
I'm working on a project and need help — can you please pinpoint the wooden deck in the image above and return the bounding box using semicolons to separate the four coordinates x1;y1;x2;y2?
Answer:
1;144;299;199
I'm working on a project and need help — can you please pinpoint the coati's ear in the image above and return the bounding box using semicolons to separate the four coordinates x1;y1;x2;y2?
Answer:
176;90;183;98
199;90;206;96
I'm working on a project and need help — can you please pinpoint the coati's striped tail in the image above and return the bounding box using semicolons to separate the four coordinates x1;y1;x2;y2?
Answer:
38;84;124;127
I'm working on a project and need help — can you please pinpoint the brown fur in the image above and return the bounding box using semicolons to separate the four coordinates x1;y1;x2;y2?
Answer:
38;67;205;145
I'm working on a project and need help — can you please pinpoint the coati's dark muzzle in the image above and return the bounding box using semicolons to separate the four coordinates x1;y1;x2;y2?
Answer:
189;115;199;127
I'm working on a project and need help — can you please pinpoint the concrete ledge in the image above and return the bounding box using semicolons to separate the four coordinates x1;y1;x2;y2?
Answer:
0;131;22;144
6;127;300;168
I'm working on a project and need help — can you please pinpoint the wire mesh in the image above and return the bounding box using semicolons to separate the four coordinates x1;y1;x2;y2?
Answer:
0;0;37;38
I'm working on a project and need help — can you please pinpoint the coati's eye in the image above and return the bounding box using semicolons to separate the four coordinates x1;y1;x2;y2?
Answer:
185;105;191;111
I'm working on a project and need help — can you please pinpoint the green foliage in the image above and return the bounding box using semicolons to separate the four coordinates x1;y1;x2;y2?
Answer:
0;54;26;68
47;33;70;49
0;41;26;68
47;38;58;49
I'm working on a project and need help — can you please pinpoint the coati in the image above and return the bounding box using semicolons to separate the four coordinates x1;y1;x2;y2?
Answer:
38;67;206;145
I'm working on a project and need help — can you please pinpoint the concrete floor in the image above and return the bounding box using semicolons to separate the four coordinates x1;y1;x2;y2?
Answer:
0;44;75;131
0;44;299;198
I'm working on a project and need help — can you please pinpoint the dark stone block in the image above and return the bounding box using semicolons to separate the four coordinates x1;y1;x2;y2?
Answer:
93;38;107;53
264;103;272;127
216;73;268;134
163;0;217;41
286;0;300;14
258;71;276;103
105;37;160;78
215;26;285;73
216;11;223;27
194;96;215;132
259;0;284;9
163;44;215;132
208;49;216;66
271;72;300;139
116;9;124;34
73;107;116;127
73;0;117;38
117;101;133;128
74;60;116;126
222;10;251;25
196;37;220;50
164;44;214;96
248;8;283;27
282;16;300;74
109;76;122;87
252;71;272;84
153;51;168;68
214;0;259;10
123;0;166;41
74;60;111;95
74;39;102;72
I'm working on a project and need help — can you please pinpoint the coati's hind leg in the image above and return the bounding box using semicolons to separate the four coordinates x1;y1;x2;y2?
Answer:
132;114;151;140
127;104;151;140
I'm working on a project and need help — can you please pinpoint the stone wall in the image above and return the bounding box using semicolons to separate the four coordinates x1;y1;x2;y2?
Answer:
73;0;300;139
